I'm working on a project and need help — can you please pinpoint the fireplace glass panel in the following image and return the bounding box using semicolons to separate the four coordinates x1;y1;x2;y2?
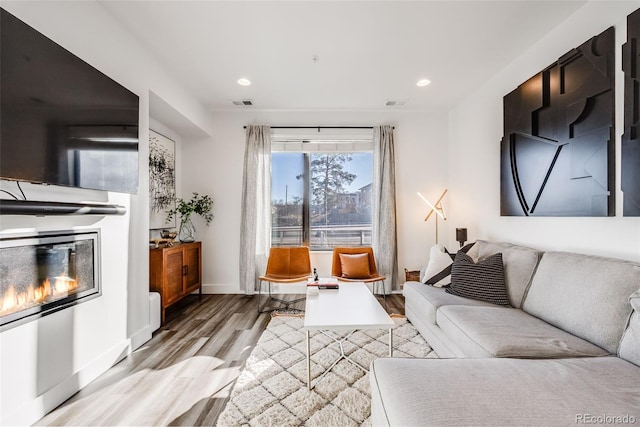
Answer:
0;231;100;330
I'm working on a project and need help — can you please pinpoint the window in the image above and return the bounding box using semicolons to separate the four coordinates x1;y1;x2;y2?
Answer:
271;133;373;250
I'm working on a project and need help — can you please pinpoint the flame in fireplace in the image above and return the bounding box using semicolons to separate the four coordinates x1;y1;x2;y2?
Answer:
0;276;78;316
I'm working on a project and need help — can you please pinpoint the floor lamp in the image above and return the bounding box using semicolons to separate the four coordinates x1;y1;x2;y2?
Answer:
417;189;447;244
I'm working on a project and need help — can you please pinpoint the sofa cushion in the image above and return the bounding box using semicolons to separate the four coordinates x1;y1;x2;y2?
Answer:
436;305;609;358
619;289;640;366
446;252;510;306
370;357;640;427
403;281;494;325
472;240;542;308
522;252;640;354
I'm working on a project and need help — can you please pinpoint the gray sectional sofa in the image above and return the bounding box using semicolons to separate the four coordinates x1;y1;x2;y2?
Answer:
370;240;640;426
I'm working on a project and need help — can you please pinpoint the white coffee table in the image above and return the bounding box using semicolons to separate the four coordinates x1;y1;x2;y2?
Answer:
303;281;394;390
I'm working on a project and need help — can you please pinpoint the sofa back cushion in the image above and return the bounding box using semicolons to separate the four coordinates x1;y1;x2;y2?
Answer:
618;290;640;366
470;240;542;308
523;252;640;354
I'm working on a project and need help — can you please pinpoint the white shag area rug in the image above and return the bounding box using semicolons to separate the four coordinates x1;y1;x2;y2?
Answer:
216;316;437;426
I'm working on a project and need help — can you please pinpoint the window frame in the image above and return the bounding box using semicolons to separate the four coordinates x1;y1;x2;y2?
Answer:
271;131;374;251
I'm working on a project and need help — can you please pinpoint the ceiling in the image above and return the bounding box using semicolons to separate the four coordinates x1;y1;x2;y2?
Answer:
100;1;586;112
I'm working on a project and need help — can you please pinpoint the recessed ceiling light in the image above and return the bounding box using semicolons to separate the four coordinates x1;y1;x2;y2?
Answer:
386;100;406;107
237;78;251;86
417;79;431;87
232;99;254;106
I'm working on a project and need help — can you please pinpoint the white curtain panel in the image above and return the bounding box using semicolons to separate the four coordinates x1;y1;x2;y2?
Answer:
372;125;399;293
239;125;272;295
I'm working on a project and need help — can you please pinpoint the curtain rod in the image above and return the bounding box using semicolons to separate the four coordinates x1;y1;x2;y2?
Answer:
242;126;393;130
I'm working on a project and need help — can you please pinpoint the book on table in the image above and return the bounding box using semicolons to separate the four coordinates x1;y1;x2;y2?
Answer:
307;278;339;289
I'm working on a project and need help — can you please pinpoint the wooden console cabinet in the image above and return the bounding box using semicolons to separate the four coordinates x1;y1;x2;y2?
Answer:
149;241;202;324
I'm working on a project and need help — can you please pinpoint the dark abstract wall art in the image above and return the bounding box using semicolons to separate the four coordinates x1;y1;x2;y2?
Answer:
500;27;615;216
622;8;640;216
149;129;176;229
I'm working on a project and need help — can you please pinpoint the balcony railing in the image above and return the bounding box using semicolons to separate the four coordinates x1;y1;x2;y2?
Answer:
272;224;372;249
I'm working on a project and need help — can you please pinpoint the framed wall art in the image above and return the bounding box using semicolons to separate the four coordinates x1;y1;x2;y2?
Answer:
622;8;640;216
149;129;176;229
500;27;615;217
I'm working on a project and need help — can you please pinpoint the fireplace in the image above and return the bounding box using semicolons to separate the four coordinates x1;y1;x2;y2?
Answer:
0;230;100;330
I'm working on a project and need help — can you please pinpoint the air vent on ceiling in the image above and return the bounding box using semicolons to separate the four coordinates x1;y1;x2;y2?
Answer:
232;99;253;106
385;100;406;107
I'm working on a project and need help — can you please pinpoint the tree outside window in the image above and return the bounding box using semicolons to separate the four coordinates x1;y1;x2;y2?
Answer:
271;151;372;250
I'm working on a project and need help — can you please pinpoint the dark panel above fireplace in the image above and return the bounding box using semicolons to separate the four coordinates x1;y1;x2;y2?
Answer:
500;27;615;216
622;8;640;216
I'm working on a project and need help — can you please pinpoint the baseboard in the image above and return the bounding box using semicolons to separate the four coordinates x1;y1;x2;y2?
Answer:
130;325;152;351
200;283;244;294
2;339;131;427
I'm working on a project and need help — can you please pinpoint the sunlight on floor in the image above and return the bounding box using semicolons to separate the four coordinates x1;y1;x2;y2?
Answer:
38;355;242;426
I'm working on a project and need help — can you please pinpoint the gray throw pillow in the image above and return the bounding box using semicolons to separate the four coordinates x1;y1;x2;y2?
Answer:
446;252;510;306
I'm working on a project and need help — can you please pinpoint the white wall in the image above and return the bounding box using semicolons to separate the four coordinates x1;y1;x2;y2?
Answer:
448;1;640;262
0;2;211;425
3;0;638;424
180;110;450;293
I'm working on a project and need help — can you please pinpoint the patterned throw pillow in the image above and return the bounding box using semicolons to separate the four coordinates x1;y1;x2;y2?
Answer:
422;245;453;287
446;252;510;306
422;243;476;287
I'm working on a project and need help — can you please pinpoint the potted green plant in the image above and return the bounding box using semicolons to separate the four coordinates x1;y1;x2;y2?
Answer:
167;192;213;242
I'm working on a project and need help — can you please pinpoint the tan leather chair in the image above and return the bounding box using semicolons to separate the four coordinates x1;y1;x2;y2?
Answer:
257;246;311;313
331;246;387;309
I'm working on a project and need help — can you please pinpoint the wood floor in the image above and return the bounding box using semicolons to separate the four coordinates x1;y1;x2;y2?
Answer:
36;292;405;426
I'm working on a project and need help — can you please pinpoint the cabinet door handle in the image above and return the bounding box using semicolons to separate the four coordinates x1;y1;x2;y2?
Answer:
183;265;188;276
